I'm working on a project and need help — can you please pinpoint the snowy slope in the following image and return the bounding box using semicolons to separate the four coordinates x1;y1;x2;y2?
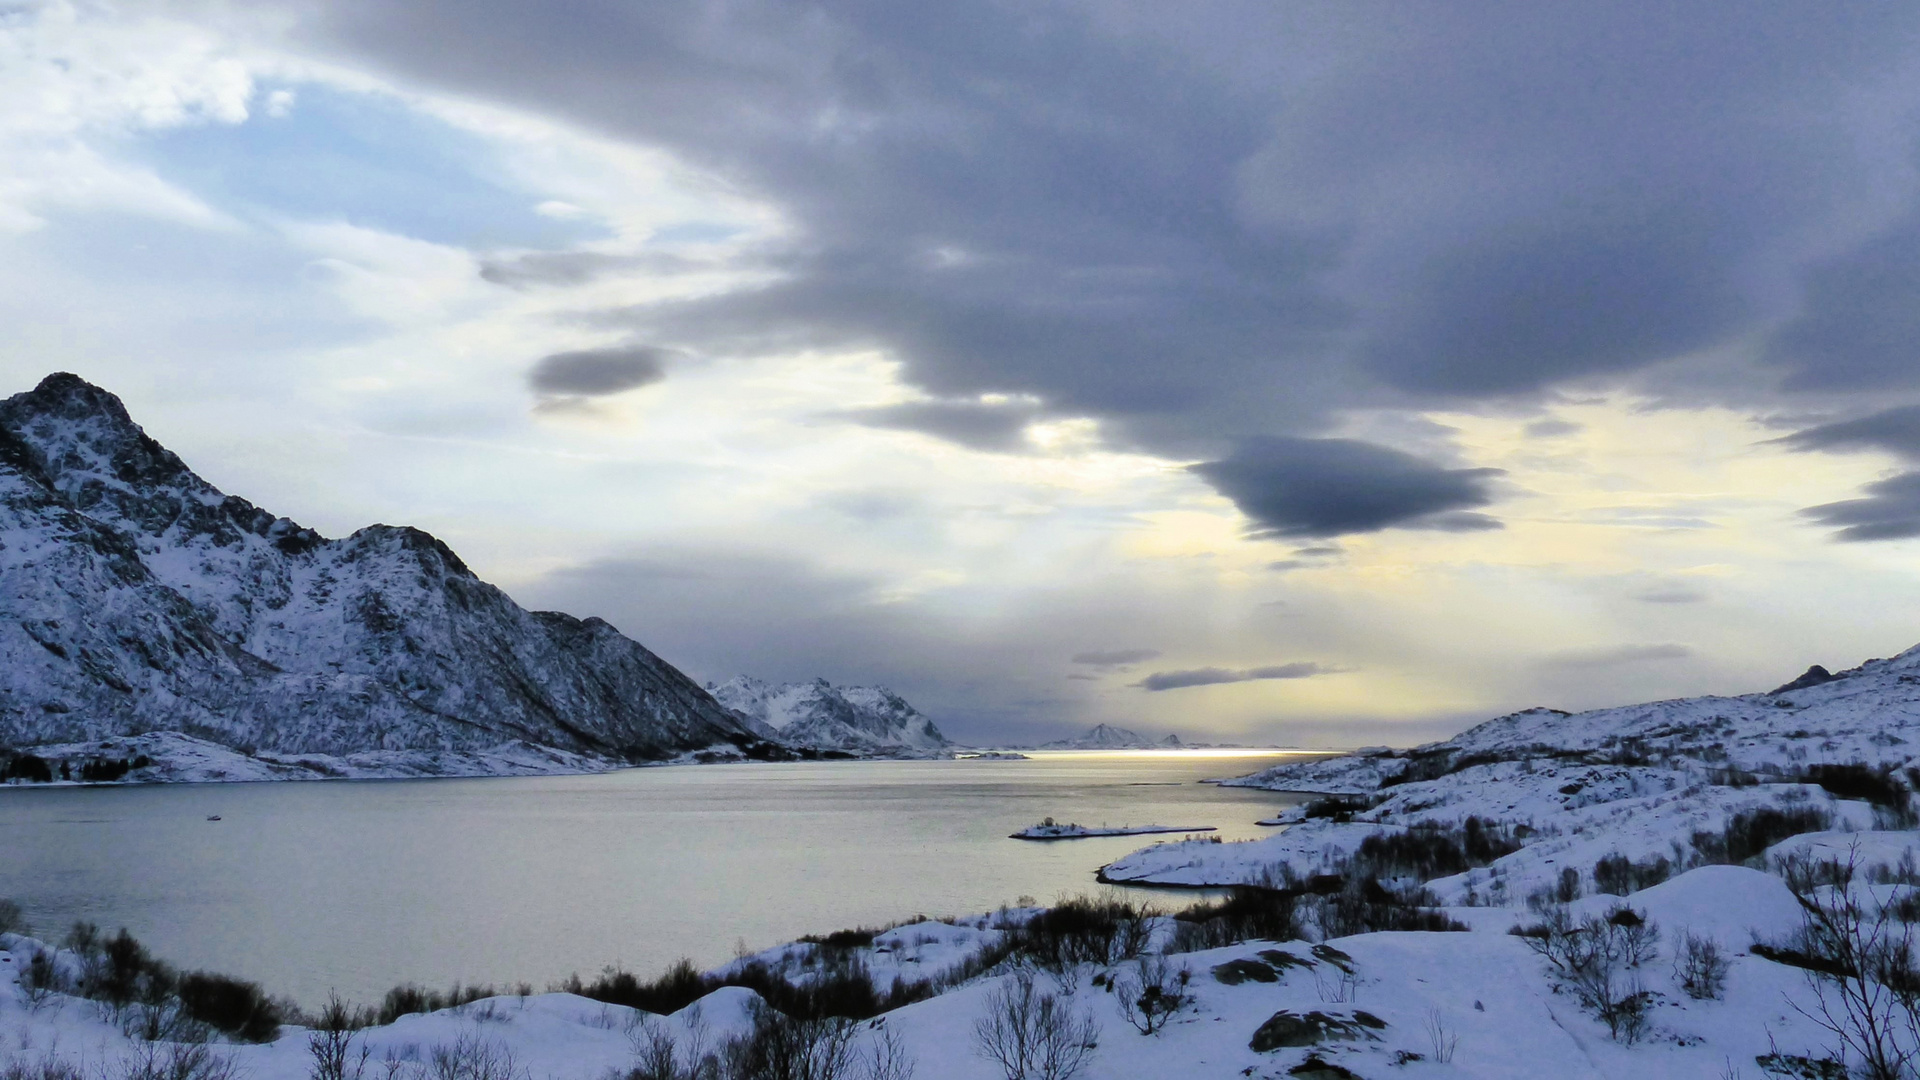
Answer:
0;373;758;770
1099;642;1920;892
708;676;950;755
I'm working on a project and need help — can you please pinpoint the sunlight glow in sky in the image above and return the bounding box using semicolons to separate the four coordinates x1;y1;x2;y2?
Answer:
6;1;1920;745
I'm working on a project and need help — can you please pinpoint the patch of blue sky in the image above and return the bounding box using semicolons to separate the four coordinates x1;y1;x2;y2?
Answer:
3;211;385;357
132;84;610;252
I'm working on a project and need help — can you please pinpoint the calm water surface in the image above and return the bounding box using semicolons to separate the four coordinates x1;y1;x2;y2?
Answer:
0;751;1309;1006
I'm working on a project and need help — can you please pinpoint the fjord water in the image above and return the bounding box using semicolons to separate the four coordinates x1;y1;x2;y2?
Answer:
0;751;1309;1007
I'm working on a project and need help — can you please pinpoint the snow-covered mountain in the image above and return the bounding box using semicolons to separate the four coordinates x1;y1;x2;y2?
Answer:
0;373;760;771
1041;722;1161;749
706;676;949;755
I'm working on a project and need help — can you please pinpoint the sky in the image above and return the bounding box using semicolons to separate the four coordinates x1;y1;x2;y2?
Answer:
6;1;1920;746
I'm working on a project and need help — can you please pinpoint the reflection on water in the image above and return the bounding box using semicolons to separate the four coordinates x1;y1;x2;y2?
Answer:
0;751;1312;1006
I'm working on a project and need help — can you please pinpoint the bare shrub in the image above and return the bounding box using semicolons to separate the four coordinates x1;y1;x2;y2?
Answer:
117;1041;241;1080
1165;888;1296;954
1515;905;1658;1042
0;899;28;937
1422;1008;1458;1064
428;1034;522;1080
1674;932;1730;1001
1778;850;1920;1080
310;994;376;1080
972;972;1099;1080
858;1025;915;1080
723;999;858;1080
1112;957;1189;1036
0;1057;87;1080
177;970;283;1042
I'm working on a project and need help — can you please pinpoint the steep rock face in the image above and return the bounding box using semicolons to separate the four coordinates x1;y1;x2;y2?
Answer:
0;373;753;761
708;676;949;753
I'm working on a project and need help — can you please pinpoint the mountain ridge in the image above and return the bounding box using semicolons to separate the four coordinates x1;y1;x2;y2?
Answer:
0;373;761;770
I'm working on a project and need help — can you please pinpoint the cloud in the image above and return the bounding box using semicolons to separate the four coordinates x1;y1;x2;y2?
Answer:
528;345;671;397
839;397;1046;452
1801;471;1920;541
1637;587;1708;604
1541;643;1694;669
1135;662;1328;692
1525;418;1584;438
289;3;1920;451
1765;216;1920;391
1190;437;1503;538
482;250;696;288
1777;405;1920;461
1070;648;1160;667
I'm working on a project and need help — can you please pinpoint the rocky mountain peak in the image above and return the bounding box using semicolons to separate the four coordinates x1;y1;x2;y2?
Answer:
0;372;754;766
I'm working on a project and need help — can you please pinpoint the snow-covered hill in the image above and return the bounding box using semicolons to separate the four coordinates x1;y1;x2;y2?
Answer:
707;676;950;756
1100;642;1920;894
0;373;761;774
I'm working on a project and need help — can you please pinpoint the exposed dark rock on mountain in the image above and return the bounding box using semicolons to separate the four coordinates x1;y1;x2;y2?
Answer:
0;373;756;764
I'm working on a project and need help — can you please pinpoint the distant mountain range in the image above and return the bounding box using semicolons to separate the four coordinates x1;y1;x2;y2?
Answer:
0;373;773;775
708;676;950;756
1040;723;1186;750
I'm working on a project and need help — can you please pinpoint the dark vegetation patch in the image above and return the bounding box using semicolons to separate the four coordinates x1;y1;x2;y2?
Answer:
1691;805;1833;866
1592;852;1672;896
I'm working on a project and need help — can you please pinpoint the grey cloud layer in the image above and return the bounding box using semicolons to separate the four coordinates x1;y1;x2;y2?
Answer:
1803;472;1920;542
529;345;671;396
1135;663;1328;692
291;2;1920;538
1191;437;1502;538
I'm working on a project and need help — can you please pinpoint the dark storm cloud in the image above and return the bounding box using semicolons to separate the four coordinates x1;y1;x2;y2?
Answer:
1765;217;1920;391
1135;662;1327;692
288;2;1920;451
1071;648;1159;667
1801;472;1920;542
1541;643;1693;669
528;345;670;396
1190;437;1503;539
1777;405;1920;461
840;398;1045;452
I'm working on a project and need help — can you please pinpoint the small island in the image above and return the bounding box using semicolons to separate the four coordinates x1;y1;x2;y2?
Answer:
1009;817;1217;840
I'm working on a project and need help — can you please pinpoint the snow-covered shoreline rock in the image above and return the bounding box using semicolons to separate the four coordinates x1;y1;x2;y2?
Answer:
1009;820;1217;840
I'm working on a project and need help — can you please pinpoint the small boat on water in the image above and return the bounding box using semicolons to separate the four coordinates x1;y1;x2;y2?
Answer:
205;814;221;822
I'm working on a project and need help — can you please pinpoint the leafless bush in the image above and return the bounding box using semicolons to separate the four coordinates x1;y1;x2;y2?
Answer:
427;1034;523;1080
1112;957;1188;1036
0;899;28;937
117;1041;241;1080
24;944;63;1005
859;1025;914;1080
1515;904;1657;1042
723;999;859;1080
972;972;1099;1080
0;1056;87;1080
310;995;376;1080
1779;850;1920;1080
1674;932;1730;1001
1312;966;1358;1004
1422;1008;1458;1064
